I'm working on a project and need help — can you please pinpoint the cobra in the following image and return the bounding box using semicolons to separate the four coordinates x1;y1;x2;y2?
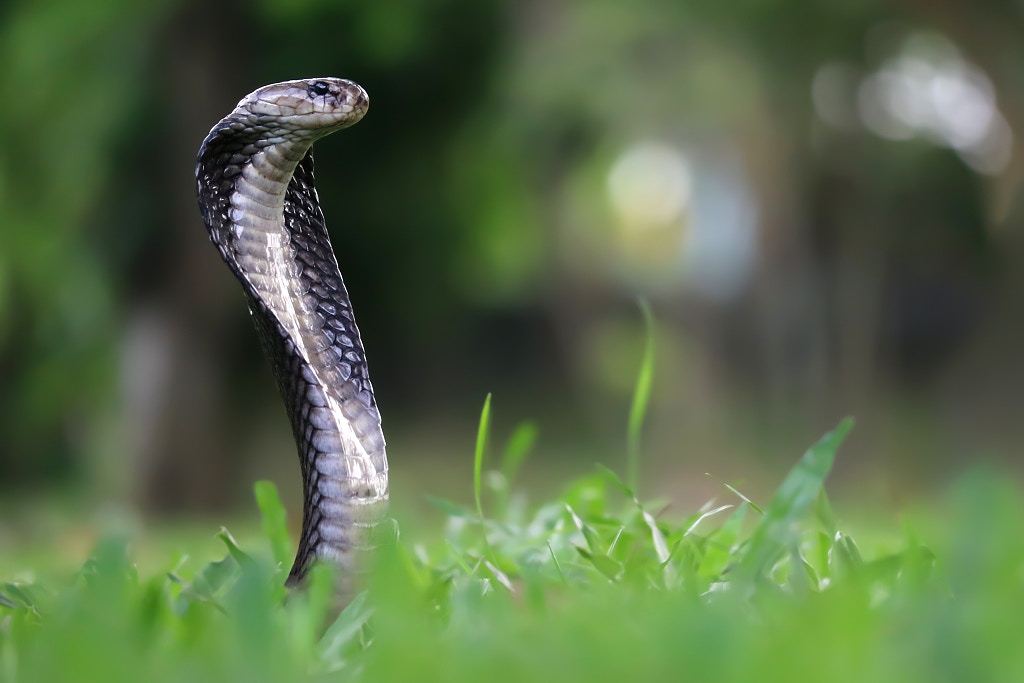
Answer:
195;78;388;586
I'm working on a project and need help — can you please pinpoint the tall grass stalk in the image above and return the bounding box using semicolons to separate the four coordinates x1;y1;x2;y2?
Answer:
627;299;655;494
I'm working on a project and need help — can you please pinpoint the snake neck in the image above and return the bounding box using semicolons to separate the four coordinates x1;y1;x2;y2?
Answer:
197;117;389;585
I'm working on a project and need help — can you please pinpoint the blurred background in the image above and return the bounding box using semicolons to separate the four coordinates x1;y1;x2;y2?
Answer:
2;0;1023;551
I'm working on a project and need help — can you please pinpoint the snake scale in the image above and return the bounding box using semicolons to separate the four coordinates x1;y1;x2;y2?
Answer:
195;78;388;586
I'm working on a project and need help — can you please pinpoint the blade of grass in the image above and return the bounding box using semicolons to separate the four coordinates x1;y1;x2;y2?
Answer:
482;560;515;592
683;504;734;537
596;463;635;500
318;590;372;671
547;542;568;584
501;420;537;484
722;482;764;516
566;504;606;556
0;584;38;610
735;418;853;590
627;299;655;495
217;527;255;569
474;393;492;520
815;493;839;540
254;480;291;569
699;503;748;578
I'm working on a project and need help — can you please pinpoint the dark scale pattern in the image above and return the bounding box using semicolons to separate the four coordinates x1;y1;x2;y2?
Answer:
283;152;378;410
196;95;387;586
196;113;266;262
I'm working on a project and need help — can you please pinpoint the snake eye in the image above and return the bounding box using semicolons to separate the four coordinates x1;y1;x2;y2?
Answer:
309;81;330;97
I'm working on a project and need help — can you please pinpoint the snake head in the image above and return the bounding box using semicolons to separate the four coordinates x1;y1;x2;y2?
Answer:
237;77;369;140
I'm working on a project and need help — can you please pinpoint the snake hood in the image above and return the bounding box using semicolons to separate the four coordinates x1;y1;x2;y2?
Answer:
196;78;388;588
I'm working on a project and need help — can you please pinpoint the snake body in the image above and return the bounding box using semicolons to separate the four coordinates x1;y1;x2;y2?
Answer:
195;78;388;584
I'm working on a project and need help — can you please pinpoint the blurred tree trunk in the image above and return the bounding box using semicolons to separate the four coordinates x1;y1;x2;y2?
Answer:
126;0;254;512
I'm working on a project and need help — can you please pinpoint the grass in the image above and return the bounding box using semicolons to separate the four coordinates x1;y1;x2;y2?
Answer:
3;423;1023;682
3;334;1024;680
626;298;655;495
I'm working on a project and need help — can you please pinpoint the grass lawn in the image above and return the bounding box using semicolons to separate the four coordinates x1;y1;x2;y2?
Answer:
3;407;1023;682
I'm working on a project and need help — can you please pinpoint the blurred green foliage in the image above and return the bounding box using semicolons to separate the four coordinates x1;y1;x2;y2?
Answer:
1;0;1022;507
0;1;168;479
4;422;1024;681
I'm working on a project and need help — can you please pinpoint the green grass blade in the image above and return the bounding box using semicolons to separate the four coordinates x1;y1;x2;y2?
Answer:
474;393;492;520
0;583;38;610
699;503;748;578
627;299;655;495
764;418;852;522
683;504;734;537
318;590;372;669
547;542;568;584
566;504;606;556
719;480;765;515
502;420;537;483
217;527;255;569
814;486;839;536
735;417;853;589
641;508;671;565
596;463;635;500
253;480;292;570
